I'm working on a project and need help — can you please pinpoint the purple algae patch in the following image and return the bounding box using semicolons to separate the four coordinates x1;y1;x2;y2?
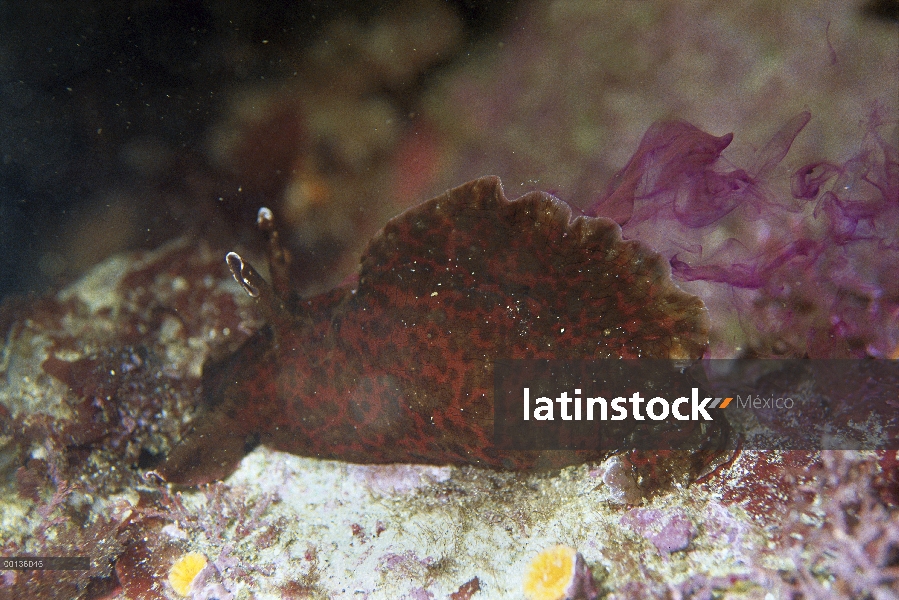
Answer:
589;108;899;358
621;507;696;554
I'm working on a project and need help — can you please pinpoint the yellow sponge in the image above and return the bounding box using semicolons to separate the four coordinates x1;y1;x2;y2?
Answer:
168;552;208;596
522;545;577;600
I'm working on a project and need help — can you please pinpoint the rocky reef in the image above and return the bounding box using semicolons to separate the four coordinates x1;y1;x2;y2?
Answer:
0;0;897;598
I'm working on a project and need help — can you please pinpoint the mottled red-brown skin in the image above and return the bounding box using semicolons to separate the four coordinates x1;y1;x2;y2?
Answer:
159;176;712;485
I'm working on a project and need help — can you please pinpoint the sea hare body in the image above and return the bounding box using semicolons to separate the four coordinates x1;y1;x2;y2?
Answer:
159;176;711;485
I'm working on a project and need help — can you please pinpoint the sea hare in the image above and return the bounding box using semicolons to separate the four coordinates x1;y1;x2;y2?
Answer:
157;176;711;485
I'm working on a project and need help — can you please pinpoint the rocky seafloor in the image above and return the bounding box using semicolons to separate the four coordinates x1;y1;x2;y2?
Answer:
1;0;897;598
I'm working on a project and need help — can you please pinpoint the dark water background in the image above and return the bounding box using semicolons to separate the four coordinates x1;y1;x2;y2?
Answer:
0;0;517;300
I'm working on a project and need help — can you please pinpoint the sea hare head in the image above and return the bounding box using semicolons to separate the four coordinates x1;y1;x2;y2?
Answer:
158;176;712;484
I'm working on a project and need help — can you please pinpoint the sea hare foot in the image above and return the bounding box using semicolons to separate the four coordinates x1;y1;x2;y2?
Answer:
157;176;714;485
